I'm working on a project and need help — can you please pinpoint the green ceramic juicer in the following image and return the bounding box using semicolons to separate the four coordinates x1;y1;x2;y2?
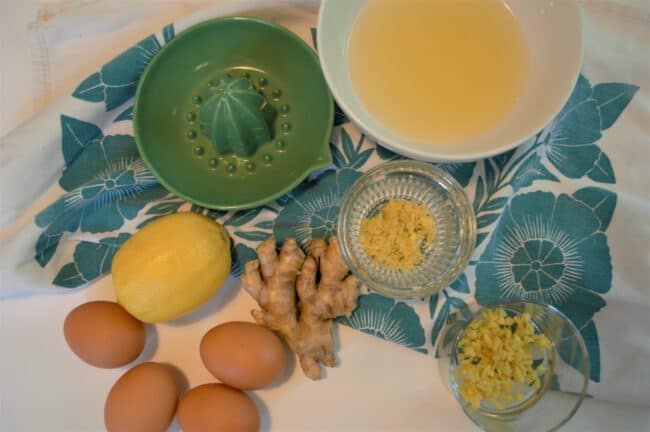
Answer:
199;76;276;157
134;17;334;210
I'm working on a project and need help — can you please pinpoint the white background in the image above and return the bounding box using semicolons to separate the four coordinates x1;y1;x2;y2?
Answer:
1;1;649;431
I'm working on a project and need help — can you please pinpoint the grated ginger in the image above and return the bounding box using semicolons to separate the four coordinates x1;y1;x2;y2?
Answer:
358;198;435;270
455;308;553;410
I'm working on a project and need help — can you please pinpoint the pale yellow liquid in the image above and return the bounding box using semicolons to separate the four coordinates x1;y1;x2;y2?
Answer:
348;0;528;144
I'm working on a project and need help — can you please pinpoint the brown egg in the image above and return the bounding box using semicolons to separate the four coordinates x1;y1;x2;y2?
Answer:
177;384;260;432
200;321;286;390
63;301;145;368
104;362;179;432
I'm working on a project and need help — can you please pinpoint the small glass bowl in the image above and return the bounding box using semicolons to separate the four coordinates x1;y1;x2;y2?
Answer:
337;160;476;298
437;301;590;432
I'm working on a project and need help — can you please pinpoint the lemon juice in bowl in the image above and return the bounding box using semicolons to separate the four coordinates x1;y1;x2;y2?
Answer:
347;0;528;145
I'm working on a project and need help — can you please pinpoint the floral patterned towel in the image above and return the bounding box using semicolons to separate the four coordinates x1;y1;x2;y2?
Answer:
1;1;648;405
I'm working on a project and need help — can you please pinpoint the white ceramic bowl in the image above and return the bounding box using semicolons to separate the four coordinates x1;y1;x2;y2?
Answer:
317;0;583;162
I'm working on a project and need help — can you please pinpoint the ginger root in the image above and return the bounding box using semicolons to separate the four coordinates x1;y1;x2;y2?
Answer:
241;236;359;380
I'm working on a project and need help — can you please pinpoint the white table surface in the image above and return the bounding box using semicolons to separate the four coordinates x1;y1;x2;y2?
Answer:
1;1;649;431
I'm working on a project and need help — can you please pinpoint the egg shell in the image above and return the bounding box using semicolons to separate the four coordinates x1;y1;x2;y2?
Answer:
104;362;179;432
177;383;260;432
63;301;145;368
200;321;286;390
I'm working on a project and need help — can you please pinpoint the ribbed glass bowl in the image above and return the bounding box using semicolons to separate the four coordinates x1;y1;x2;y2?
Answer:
337;160;476;298
436;301;589;432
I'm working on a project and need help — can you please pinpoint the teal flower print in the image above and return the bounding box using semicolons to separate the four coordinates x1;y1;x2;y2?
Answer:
273;168;361;248
53;234;131;287
337;293;427;353
273;128;369;249
437;162;476;187
375;145;476;187
475;189;616;380
73;35;160;110
430;290;471;350
34;116;166;267
231;243;258;278
331;128;374;170
72;24;175;111
544;75;638;183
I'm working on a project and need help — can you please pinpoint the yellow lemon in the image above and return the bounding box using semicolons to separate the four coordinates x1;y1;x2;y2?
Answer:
112;212;231;323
